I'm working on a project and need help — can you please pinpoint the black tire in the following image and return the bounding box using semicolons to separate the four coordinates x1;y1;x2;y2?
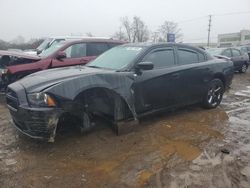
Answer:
202;79;224;109
239;63;248;73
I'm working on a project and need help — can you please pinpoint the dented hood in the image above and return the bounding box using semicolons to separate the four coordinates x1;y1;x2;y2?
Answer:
17;66;113;93
0;50;41;61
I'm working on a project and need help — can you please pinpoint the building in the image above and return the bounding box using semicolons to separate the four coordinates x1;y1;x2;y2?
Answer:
218;30;250;47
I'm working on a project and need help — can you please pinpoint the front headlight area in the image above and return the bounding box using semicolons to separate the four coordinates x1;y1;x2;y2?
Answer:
1;69;8;75
27;93;56;107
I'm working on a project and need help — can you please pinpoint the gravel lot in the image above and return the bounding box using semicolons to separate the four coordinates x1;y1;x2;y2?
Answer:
0;70;250;188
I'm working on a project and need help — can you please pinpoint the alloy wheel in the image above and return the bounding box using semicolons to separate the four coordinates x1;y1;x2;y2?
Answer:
241;64;247;73
207;84;223;107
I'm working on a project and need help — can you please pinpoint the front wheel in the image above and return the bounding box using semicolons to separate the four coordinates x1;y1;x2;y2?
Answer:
239;63;248;73
202;79;224;109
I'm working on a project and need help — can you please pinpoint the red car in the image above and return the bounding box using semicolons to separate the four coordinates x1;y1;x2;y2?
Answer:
0;39;124;89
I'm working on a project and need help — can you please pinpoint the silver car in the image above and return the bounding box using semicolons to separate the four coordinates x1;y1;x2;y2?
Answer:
207;47;249;73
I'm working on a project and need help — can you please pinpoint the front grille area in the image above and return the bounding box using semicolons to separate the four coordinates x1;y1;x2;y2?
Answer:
6;88;19;110
26;122;48;132
5;87;55;139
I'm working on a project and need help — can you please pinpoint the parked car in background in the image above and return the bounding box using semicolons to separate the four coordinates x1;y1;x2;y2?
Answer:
237;45;250;60
24;36;114;55
6;43;234;142
207;47;249;73
0;38;124;90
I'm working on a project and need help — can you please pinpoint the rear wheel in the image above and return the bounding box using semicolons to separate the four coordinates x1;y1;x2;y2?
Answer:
239;63;248;73
202;79;224;109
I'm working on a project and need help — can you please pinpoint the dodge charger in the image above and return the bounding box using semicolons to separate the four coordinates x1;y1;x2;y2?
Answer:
6;43;234;142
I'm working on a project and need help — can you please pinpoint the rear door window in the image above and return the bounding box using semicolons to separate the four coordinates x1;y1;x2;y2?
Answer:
143;48;175;69
87;43;109;56
178;49;199;64
232;49;241;57
64;43;86;58
221;49;232;57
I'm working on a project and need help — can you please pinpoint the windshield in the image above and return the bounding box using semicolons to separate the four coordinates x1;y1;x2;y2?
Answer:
87;46;143;70
39;42;65;58
206;48;224;56
37;38;52;51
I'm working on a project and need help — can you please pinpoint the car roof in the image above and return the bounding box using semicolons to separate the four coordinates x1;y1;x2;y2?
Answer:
121;42;207;52
122;42;175;47
46;36;114;40
59;38;125;46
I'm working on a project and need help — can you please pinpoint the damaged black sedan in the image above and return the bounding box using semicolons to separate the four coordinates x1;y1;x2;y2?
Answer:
6;43;234;142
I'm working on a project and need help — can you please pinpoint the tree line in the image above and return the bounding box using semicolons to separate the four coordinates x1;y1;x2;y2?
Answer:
112;16;182;42
0;16;182;51
0;38;43;51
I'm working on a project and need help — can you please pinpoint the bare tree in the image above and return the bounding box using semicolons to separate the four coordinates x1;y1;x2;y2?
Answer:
112;27;127;41
115;16;149;42
0;38;43;50
151;32;160;42
157;21;182;42
11;35;25;44
86;32;94;37
132;16;149;42
120;17;132;42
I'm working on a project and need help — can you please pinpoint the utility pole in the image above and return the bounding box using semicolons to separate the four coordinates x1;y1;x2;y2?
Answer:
207;15;212;47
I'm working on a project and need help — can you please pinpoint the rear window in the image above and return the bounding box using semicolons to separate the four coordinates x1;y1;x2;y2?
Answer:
232;49;241;57
221;49;232;57
240;47;248;53
108;43;122;48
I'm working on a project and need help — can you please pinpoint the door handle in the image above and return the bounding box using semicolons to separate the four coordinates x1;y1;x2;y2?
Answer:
171;73;180;79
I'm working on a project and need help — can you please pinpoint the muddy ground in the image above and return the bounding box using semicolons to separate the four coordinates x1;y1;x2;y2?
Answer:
0;71;250;188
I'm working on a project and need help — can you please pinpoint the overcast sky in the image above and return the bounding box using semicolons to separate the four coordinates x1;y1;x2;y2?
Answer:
1;0;250;43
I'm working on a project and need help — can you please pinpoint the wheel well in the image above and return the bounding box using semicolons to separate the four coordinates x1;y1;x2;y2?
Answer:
213;74;226;88
73;87;133;122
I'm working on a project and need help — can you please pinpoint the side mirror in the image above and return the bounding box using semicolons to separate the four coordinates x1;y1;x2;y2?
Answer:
137;62;154;71
56;51;66;60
